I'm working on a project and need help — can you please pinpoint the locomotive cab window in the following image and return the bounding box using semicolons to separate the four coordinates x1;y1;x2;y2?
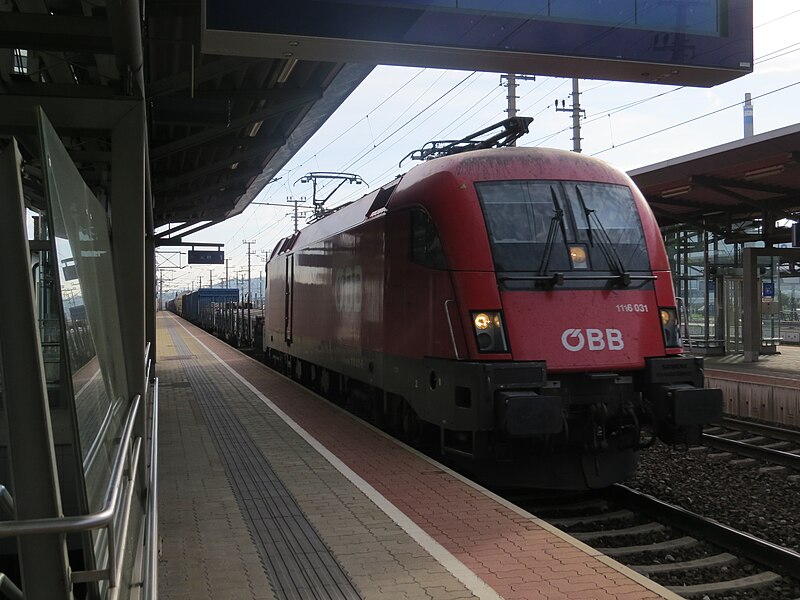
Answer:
476;180;650;277
410;209;447;269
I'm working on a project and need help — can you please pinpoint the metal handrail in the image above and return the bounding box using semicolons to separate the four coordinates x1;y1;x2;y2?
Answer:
0;485;15;519
0;393;142;590
0;573;22;600
143;378;159;600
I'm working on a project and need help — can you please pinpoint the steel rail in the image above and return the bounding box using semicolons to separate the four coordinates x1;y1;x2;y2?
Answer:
718;416;800;445
609;484;800;576
702;433;800;470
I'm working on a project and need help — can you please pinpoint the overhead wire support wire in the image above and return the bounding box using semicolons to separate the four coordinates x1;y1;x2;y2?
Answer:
400;116;533;166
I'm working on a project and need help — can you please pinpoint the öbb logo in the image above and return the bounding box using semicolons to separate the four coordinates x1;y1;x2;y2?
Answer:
561;328;624;352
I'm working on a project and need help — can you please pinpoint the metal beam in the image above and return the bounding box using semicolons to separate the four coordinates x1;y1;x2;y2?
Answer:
190;86;324;101
691;177;795;219
648;195;727;212
151;138;282;193
147;56;262;97
0;141;71;599
157;185;246;213
0;12;113;52
692;174;800;197
0;94;141;132
154;165;262;199
149;90;322;160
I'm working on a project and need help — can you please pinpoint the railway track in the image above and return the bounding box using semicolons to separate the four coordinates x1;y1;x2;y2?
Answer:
509;484;800;599
703;417;800;471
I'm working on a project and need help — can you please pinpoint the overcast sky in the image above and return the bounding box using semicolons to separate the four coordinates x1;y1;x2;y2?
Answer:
162;3;800;296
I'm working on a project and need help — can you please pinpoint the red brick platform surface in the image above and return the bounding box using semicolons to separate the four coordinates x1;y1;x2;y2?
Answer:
160;313;678;600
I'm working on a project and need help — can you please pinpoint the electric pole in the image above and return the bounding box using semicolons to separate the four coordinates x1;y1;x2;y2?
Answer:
209;269;213;289
501;74;536;145
290;196;306;232
225;258;230;288
244;240;255;343
555;78;585;153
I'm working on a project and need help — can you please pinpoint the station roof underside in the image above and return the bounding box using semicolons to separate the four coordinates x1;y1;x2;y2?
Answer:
629;124;800;241
1;0;372;241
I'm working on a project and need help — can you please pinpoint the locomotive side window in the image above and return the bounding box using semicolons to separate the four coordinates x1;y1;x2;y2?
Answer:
410;210;447;269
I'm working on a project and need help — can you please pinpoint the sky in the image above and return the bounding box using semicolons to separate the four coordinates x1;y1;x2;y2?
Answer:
160;2;800;297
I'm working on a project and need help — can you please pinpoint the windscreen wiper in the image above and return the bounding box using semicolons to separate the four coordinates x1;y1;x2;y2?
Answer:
537;186;568;285
575;185;630;286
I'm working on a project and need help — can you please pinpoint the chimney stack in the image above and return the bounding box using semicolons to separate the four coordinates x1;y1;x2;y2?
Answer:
743;93;753;138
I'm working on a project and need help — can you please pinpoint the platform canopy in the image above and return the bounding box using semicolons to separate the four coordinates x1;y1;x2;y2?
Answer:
0;0;372;243
629;123;800;242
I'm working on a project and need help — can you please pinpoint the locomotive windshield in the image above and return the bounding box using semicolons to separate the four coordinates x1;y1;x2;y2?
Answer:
476;181;650;276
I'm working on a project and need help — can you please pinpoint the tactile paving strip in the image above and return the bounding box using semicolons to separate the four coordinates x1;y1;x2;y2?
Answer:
167;323;363;600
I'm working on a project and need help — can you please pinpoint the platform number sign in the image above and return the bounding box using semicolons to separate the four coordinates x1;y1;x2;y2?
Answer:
762;282;775;298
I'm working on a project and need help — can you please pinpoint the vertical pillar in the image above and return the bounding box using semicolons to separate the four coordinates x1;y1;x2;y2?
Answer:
0;142;71;599
703;230;710;345
145;163;156;365
111;103;148;483
743;248;760;362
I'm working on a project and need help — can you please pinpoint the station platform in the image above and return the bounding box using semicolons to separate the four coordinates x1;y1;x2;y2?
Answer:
155;312;677;600
702;347;800;427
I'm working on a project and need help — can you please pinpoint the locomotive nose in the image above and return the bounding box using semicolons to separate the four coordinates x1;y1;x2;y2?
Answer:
500;290;664;371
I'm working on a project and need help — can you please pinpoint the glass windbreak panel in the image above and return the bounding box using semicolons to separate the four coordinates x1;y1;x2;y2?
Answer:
476;180;649;275
38;109;129;515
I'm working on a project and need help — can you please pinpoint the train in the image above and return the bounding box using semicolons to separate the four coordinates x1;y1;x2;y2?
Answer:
260;119;722;490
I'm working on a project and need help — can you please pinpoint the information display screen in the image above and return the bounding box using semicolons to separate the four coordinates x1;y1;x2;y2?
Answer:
188;250;224;265
203;0;752;86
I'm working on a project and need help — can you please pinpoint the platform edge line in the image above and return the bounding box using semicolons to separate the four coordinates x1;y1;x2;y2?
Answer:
170;315;504;600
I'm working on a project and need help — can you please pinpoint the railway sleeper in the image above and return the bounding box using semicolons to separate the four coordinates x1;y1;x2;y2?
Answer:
631;552;736;575
573;522;665;542
531;497;609;514
666;571;783;598
599;535;698;557
548;509;633;527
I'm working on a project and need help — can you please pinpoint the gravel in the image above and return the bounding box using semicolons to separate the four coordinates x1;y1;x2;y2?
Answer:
628;441;800;553
627;440;800;599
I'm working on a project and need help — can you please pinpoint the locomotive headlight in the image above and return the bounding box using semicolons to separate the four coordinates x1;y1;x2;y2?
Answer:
569;244;589;269
659;307;682;349
471;311;509;353
474;313;491;330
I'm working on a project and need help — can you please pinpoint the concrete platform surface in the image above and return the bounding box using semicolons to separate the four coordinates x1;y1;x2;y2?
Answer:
157;312;679;600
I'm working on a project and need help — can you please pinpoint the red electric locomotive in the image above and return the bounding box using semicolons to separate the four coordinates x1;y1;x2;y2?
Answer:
264;119;721;489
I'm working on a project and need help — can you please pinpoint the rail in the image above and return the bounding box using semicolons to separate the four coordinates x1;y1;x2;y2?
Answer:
0;393;142;591
702;433;800;470
610;484;800;576
719;416;800;445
